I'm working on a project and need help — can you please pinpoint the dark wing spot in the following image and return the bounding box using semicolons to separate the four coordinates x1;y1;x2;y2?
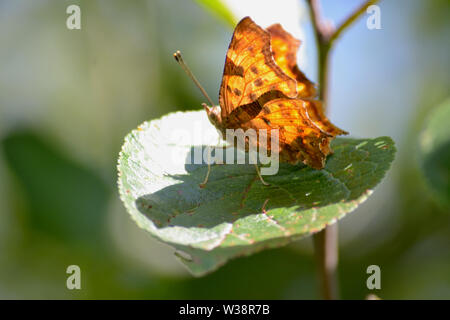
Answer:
251;66;259;74
224;100;262;126
233;88;242;96
224;57;244;77
254;78;263;87
226;85;232;93
249;93;258;101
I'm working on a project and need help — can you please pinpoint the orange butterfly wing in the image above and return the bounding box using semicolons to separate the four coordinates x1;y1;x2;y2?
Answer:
241;98;345;169
267;23;317;99
304;100;348;136
215;17;348;169
219;17;298;123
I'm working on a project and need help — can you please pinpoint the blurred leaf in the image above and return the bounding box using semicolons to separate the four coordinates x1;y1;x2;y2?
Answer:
2;131;111;250
418;0;450;34
183;247;317;299
194;0;236;28
418;98;450;207
117;111;396;275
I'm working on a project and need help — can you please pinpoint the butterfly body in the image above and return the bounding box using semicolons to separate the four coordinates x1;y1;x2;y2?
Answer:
207;17;347;170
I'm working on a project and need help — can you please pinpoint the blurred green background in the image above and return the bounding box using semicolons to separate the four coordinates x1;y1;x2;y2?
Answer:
0;0;449;299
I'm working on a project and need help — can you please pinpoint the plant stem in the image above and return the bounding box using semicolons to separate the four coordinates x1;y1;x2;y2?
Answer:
329;0;380;45
317;41;331;103
307;0;379;104
306;0;379;300
313;224;339;300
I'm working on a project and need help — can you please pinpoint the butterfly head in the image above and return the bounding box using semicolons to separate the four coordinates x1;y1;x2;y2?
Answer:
203;103;223;129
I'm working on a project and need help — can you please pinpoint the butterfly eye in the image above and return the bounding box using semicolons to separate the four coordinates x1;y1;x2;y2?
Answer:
203;104;222;127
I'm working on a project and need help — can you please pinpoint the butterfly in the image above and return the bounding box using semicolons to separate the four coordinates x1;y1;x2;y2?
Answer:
175;16;347;186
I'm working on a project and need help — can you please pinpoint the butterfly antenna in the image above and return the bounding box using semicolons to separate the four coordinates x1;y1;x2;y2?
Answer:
173;50;215;107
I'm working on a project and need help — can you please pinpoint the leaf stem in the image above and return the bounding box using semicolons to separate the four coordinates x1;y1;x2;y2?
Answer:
306;0;379;300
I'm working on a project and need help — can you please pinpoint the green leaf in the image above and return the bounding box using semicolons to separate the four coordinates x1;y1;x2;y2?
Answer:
418;98;450;207
194;0;237;28
117;111;396;276
2;131;111;250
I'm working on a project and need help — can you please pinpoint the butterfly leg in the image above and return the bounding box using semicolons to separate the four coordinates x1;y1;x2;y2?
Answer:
199;135;225;188
199;163;211;188
254;164;270;186
199;146;212;188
